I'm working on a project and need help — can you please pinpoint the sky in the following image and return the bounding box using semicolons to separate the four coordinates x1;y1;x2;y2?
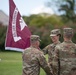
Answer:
0;0;56;16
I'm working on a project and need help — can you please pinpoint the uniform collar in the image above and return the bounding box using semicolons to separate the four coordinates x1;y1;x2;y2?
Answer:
53;41;61;45
64;40;72;43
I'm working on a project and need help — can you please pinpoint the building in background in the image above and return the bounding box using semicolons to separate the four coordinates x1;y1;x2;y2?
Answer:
0;10;9;26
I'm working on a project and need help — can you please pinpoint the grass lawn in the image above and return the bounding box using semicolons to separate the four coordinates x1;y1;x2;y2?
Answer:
0;51;48;75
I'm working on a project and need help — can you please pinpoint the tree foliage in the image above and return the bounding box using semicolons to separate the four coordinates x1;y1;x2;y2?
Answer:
59;0;76;22
23;14;64;48
1;13;76;50
47;0;76;23
0;24;7;50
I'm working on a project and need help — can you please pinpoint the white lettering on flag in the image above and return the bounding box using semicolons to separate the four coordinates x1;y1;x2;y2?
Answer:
12;7;21;42
19;17;27;31
5;0;31;52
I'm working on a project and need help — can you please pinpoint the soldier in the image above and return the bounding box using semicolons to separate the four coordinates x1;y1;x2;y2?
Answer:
55;28;76;75
42;29;61;75
22;35;52;75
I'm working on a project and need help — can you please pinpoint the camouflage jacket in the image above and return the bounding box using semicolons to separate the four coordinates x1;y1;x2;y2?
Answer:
55;41;76;75
22;46;52;75
42;41;61;63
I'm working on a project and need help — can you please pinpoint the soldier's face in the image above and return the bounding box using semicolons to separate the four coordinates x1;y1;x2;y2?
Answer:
51;36;59;43
36;41;40;47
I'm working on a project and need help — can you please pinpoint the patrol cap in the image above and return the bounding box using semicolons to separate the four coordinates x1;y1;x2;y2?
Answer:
63;28;73;35
30;35;41;42
50;29;61;36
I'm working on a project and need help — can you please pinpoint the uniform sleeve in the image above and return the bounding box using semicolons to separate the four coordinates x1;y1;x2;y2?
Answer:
42;45;49;55
54;45;61;75
37;52;53;75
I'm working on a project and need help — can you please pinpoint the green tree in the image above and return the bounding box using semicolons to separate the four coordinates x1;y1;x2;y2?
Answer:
59;0;76;22
0;24;7;50
23;14;64;48
47;0;76;23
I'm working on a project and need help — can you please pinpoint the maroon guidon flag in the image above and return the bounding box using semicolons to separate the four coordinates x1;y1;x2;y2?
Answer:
5;0;31;52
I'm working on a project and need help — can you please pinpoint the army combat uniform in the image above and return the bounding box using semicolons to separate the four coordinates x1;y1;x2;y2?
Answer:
42;29;61;75
22;35;52;75
55;28;76;75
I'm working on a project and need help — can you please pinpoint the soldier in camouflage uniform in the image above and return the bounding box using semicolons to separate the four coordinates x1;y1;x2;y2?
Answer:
42;29;61;75
22;35;52;75
55;28;76;75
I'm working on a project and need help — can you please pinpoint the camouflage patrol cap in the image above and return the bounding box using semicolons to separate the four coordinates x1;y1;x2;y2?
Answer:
50;29;61;36
30;35;41;41
63;28;73;35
